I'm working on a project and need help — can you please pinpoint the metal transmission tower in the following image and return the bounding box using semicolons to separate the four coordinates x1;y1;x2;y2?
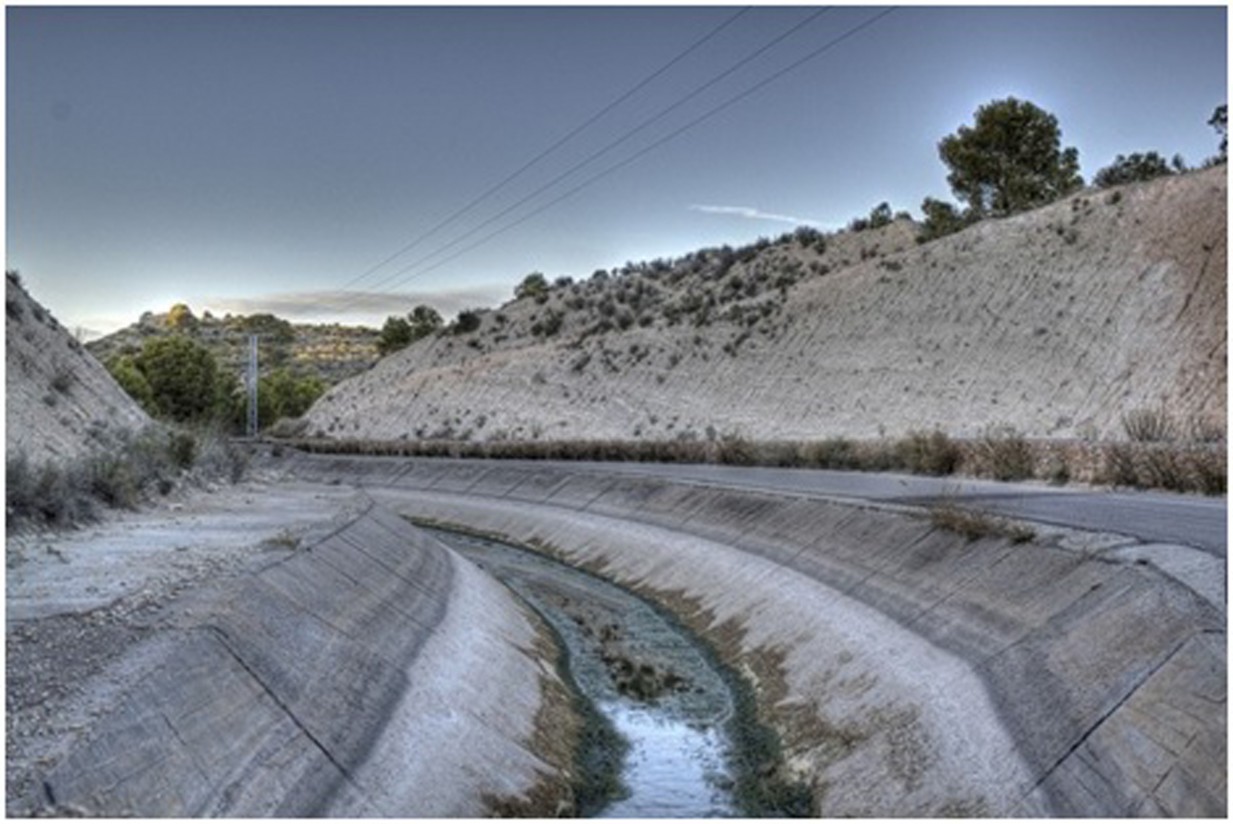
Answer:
246;334;259;438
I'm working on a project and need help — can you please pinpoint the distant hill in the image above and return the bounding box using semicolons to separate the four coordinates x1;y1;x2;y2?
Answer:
6;273;151;465
302;167;1226;445
86;307;381;387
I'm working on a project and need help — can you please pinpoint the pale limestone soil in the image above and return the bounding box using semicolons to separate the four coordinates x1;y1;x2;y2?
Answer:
5;275;150;466
305;168;1225;444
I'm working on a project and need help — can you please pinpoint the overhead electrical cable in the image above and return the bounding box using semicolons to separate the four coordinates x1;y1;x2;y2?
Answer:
319;6;751;304
345;6;834;303
373;7;898;293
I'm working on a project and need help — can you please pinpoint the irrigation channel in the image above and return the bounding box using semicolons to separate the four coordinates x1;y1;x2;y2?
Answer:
427;528;807;818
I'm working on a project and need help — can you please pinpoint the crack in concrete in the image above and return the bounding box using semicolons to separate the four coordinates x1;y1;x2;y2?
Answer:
1024;631;1196;800
201;625;361;800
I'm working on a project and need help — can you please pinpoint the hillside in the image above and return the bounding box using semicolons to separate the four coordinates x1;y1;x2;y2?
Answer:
303;167;1226;445
86;306;381;387
6;273;151;465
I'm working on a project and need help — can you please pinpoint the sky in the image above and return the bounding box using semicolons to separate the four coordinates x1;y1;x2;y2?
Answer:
6;4;1228;337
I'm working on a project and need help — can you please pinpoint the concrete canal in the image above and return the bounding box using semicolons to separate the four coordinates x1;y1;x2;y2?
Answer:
428;528;808;817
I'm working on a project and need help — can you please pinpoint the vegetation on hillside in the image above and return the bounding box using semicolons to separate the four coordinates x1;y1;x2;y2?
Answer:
377;305;443;355
86;305;381;389
7;425;249;531
937;97;1084;218
332;99;1230;387
103;335;326;434
1093;152;1185;188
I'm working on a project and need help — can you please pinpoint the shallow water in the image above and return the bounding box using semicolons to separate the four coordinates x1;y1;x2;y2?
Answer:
429;529;739;818
596;702;735;818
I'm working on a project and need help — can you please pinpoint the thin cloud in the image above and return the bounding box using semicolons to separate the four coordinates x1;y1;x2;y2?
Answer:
200;285;510;325
690;204;821;227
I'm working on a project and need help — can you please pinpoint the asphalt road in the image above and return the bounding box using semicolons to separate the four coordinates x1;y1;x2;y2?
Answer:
410;458;1227;557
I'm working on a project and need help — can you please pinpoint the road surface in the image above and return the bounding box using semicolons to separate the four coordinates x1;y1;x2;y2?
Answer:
390;458;1227;556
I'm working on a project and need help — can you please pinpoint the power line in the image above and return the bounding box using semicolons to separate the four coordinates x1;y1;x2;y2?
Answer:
345;7;833;305
318;6;751;305
368;7;897;297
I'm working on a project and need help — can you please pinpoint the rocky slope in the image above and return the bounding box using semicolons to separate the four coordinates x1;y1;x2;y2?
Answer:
304;167;1226;444
6;274;151;465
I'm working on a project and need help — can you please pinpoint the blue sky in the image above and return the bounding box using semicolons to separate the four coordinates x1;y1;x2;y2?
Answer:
7;5;1227;336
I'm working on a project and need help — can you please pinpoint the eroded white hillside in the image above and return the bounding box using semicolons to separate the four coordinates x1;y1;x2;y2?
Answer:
6;274;151;464
305;168;1226;444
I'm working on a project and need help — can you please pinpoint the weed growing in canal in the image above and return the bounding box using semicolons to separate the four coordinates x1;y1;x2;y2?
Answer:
724;670;815;817
602;590;815;817
538;606;630;815
927;498;1035;543
423;520;815;817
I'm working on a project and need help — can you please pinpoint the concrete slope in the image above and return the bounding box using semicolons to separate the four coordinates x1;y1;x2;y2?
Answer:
304;167;1225;443
6;273;150;465
31;503;553;817
283;452;1226;817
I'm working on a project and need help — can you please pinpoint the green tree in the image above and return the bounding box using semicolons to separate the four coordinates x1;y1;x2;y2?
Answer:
515;271;550;302
106;355;159;415
134;336;222;423
239;313;295;344
451;308;482;335
1209;104;1227;161
214;369;246;433
258;368;326;426
1093;152;1175;188
938;97;1083;217
867;201;893;229
377;316;414;355
916;197;973;243
376;305;443;356
407;304;443;339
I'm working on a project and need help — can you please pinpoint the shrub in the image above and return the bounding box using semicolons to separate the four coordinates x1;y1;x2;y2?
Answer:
168;430;198;470
801;438;860;470
716;433;756;465
1042;454;1071;486
1101;443;1142;488
1093;152;1175;188
972;425;1035;481
896;429;961;475
7;453;92;528
451;309;482;335
1140;446;1187;492
50;365;74;394
917;197;974;243
515;272;550;302
259;369;327;428
929;499;998;541
1122;406;1175;442
1186;413;1225;444
376;316;414;355
1188;447;1227;495
929;498;1035;543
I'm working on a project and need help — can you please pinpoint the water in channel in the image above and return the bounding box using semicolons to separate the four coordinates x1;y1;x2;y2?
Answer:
428;528;740;818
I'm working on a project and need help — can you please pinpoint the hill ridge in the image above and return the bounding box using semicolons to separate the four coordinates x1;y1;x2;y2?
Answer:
303;168;1224;445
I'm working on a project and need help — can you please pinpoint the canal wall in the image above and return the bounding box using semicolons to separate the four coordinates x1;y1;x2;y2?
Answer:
281;453;1226;817
32;502;556;817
